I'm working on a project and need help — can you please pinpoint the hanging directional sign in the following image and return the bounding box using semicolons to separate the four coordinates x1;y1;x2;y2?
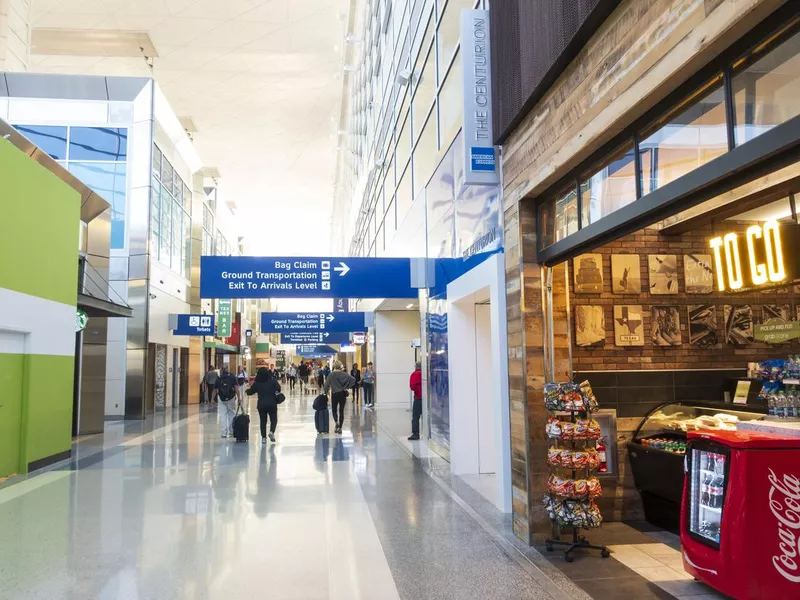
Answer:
174;314;215;336
200;256;416;299
261;312;366;333
280;331;353;344
296;344;338;356
334;298;349;313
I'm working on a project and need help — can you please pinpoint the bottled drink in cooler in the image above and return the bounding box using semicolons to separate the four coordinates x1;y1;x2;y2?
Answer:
701;473;712;506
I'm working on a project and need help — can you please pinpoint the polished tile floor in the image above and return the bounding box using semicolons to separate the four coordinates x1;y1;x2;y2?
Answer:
0;391;559;600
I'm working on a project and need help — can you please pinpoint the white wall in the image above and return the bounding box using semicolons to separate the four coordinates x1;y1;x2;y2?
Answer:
374;311;419;407
446;253;511;513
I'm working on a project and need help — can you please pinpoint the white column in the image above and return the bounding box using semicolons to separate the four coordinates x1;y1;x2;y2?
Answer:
0;0;31;72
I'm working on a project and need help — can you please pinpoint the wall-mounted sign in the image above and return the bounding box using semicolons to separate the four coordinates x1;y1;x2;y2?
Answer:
352;332;366;345
340;345;357;353
245;329;253;338
217;299;232;337
173;314;215;336
754;319;800;344
709;220;795;292
461;9;498;186
76;309;88;332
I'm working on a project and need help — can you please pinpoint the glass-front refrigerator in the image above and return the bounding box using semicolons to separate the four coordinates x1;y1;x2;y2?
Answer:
687;444;729;546
681;430;800;600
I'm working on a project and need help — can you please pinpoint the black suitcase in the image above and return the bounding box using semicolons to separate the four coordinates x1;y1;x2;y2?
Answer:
232;413;250;442
314;408;330;434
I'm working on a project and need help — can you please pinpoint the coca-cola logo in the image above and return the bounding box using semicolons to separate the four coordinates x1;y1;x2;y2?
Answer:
768;469;800;583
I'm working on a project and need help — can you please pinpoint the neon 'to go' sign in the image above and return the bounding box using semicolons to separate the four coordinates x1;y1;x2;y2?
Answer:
709;220;786;291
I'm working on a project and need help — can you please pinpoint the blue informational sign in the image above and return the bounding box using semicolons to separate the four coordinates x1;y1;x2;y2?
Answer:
200;256;416;299
281;331;352;344
296;344;338;356
173;314;215;336
334;298;349;313
261;312;366;333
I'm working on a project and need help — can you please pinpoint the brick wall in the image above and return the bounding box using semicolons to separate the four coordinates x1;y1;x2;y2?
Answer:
571;223;800;373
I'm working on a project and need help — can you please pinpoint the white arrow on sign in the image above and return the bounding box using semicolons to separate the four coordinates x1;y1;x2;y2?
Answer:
334;262;350;276
326;314;335;322
324;332;329;338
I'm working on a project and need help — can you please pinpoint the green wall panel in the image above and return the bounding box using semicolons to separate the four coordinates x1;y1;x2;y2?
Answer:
0;137;80;306
23;354;75;469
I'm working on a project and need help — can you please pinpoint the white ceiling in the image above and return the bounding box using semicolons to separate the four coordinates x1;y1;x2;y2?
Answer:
28;0;350;255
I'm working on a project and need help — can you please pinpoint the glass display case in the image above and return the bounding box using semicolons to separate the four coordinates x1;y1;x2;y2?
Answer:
627;401;765;533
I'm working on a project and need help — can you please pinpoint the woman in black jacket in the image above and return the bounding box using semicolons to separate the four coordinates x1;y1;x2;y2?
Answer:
246;368;282;443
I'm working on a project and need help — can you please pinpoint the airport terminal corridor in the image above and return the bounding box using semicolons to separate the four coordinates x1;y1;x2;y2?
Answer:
0;392;553;600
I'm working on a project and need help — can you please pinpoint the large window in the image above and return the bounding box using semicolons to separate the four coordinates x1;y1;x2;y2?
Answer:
69;162;127;248
15;125;129;249
151;144;191;277
539;17;800;251
438;52;462;148
69;127;127;161
580;144;637;227
639;78;727;195
732;29;800;146
15;125;67;160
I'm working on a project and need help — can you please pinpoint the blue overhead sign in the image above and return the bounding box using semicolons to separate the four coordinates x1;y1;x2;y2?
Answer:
281;331;352;344
334;298;349;313
261;312;366;333
296;344;338;356
173;314;214;336
200;256;416;299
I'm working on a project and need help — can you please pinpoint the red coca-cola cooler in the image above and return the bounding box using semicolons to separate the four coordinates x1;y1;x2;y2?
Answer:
681;430;800;599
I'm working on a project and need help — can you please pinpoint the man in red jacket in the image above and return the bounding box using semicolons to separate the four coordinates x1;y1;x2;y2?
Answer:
408;362;423;441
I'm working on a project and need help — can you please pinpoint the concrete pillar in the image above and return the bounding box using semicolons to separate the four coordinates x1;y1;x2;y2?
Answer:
0;0;31;72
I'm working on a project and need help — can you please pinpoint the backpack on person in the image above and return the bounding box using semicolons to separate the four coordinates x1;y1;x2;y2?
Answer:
217;376;236;401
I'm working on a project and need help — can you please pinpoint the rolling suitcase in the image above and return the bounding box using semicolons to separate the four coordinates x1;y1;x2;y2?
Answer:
315;408;330;434
232;402;250;442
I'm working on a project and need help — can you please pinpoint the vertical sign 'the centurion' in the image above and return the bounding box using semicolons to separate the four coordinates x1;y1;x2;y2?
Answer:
461;9;498;185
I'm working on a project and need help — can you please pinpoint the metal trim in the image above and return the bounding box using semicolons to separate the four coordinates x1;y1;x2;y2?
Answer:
537;113;800;265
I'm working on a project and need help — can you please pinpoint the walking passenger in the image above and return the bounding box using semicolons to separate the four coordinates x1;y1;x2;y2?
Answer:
324;362;356;435
204;365;220;406
237;365;248;404
408;362;423;441
289;364;297;390
317;364;326;390
298;361;310;393
362;362;375;407
215;367;240;439
350;364;361;404
246;367;282;444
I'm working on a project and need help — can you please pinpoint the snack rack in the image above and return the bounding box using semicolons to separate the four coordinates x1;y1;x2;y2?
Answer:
543;380;610;562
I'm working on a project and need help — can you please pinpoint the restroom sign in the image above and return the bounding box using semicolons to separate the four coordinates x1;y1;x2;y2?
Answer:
709;221;797;292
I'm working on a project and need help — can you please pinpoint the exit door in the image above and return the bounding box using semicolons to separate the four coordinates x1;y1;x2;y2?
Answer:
0;334;25;477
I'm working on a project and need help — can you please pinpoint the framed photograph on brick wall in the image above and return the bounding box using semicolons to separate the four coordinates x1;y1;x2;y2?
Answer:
688;304;718;347
652;306;682;346
611;254;641;293
684;254;713;294
573;254;603;293
762;304;792;322
613;305;644;346
575;305;605;347
723;304;753;345
648;254;679;294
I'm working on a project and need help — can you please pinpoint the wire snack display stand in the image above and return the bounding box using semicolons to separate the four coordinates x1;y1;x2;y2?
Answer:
543;380;610;562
